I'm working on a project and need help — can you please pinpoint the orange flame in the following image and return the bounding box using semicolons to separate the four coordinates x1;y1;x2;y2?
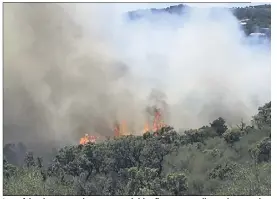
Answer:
143;108;166;134
79;108;167;144
143;122;150;133
120;120;129;135
79;134;97;145
114;120;130;137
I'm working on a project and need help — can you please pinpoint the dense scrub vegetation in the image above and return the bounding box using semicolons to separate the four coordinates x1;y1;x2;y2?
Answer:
3;102;271;196
128;4;271;36
232;4;271;35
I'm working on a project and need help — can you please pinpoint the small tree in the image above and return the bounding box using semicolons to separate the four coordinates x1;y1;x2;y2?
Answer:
210;117;228;136
252;102;271;129
162;172;188;195
223;129;242;144
249;137;271;163
24;152;36;168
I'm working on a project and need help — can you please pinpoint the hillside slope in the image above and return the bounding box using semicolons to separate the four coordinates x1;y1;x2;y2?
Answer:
128;4;271;36
4;102;271;196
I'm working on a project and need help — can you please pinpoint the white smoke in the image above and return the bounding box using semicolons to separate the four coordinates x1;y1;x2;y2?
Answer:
3;3;270;146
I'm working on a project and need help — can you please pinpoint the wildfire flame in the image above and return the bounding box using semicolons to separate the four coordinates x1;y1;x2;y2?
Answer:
143;108;166;134
114;120;130;137
79;134;97;145
143;123;150;133
79;107;167;145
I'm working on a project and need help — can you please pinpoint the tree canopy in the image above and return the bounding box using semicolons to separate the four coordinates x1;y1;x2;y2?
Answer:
3;102;271;196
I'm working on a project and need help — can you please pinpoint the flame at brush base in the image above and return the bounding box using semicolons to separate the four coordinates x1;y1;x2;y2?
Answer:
79;107;167;145
79;134;97;145
114;120;131;137
143;107;166;134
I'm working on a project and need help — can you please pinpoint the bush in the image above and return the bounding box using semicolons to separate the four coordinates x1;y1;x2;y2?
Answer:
210;117;228;136
223;129;242;144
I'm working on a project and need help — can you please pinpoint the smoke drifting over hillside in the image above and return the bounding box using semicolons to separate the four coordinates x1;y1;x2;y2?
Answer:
3;3;270;146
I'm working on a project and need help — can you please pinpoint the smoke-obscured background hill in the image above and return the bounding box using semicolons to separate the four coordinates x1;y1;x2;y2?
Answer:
3;3;270;163
128;4;271;35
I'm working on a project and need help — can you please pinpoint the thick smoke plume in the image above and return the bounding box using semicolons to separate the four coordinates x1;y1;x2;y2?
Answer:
3;3;270;147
